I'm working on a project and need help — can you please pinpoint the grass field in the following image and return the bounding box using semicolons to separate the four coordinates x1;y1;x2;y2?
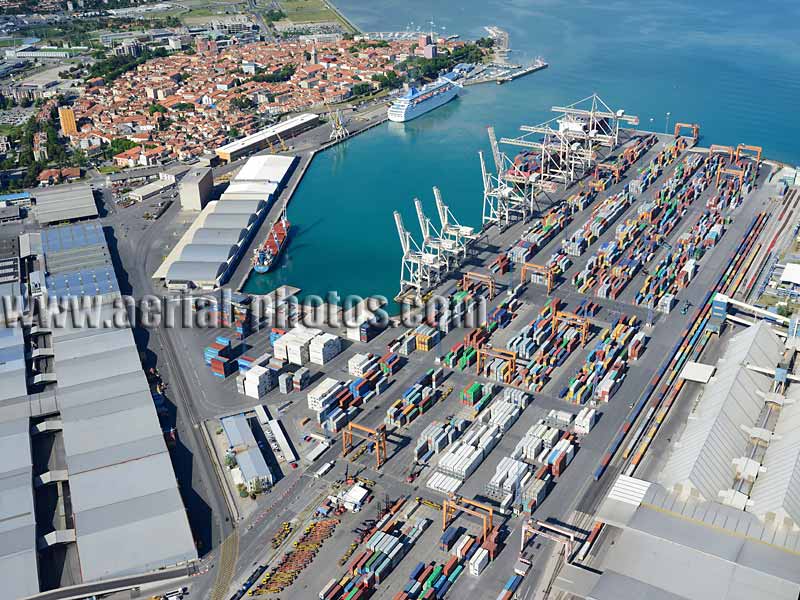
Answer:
280;0;340;24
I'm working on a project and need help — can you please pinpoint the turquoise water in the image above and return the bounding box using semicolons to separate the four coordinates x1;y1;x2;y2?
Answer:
243;0;800;309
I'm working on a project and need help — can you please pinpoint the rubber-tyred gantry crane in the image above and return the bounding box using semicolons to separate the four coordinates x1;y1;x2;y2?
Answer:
673;122;700;141
461;271;496;299
552;310;590;346
735;143;763;165
442;495;495;542
342;422;387;469
716;164;745;187
476;347;517;383
520;262;555;293
520;519;576;561
709;144;735;161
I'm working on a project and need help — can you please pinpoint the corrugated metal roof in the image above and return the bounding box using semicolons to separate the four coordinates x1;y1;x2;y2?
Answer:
34;183;98;224
166;260;228;284
178;243;237;263
749;397;800;526
41;222;119;299
0;418;38;599
234;154;295;184
0;327;27;401
593;476;800;600
191;227;247;245
660;322;782;500
237;447;272;484
222;413;255;448
211;198;265;214
50;305;196;581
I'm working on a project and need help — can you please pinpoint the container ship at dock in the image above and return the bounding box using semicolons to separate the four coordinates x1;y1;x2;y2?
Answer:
251;211;290;274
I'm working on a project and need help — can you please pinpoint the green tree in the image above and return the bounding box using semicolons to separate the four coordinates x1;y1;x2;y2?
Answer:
148;103;167;115
352;83;372;96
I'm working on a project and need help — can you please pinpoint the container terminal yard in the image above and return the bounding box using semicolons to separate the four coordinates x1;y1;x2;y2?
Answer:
121;92;800;600
4;91;799;600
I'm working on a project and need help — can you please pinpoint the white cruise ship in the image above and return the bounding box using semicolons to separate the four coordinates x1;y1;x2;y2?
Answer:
387;75;461;123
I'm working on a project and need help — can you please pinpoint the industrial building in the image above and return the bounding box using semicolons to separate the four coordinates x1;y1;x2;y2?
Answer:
0;223;196;596
179;166;213;210
221;413;274;492
33;222;120;300
155;154;297;290
660;321;799;521
215;113;319;162
32;183;98;225
585;474;800;600
128;177;175;203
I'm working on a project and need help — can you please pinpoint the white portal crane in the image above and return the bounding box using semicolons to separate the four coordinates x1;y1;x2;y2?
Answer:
479;127;539;230
433;186;477;259
394;210;443;302
550;93;639;151
328;108;350;142
414;198;457;268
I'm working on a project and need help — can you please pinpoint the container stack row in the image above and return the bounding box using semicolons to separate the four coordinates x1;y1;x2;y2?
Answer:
384;368;442;428
434;422;500;481
560;316;644;404
636;209;727;311
414;419;466;462
561;190;632;257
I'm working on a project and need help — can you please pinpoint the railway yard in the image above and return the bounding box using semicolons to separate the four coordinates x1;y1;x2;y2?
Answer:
149;97;800;600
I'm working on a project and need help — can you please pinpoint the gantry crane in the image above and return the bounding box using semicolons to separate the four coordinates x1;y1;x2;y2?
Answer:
716;164;745;187
328;108;350;142
415;197;461;269
500;123;595;189
552;310;590;346
709;144;735;162
442;495;495;542
461;271;496;299
275;132;289;152
550;93;640;151
394;210;444;302
520;519;576;561
673;122;700;141
342;422;388;469
476;346;517;383
735;143;763;165
433;186;478;258
520;262;555;294
594;162;621;184
479;128;539;230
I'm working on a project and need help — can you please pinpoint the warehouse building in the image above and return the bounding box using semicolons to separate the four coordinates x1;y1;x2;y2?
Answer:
0;223;196;596
573;475;800;600
215;113;319;162
659;322;788;509
155;155;297;290
32;182;98;225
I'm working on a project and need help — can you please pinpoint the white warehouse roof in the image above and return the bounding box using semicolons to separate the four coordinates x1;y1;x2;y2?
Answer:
748;397;800;527
191;227;248;245
235;154;296;185
660;322;783;500
216;114;316;156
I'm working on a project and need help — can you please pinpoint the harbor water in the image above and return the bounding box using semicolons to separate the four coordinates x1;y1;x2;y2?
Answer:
243;0;800;310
